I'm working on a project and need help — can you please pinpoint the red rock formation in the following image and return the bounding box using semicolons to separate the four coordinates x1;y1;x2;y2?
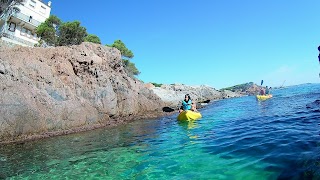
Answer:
0;42;165;143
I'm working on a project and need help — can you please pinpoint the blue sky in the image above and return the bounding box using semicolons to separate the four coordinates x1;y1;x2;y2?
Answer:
50;0;320;89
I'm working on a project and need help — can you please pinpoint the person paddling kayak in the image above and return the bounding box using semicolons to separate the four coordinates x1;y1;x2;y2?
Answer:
179;94;192;112
265;86;270;95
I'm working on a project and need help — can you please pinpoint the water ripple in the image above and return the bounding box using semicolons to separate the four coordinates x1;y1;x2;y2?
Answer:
0;84;319;179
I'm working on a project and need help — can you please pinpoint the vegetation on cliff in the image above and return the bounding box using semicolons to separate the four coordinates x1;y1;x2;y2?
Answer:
36;16;88;46
107;40;134;58
36;16;99;46
36;15;62;46
220;82;262;95
84;34;101;44
107;40;140;77
57;21;87;46
35;15;140;77
151;82;163;87
221;82;254;92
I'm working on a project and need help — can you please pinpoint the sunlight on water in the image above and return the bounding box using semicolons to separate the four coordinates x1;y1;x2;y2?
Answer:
1;84;319;179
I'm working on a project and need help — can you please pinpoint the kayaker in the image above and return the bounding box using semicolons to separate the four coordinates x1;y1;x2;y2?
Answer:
179;94;192;112
260;88;265;95
265;86;270;95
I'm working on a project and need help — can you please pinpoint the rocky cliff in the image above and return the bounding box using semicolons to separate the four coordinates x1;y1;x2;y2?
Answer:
0;42;165;143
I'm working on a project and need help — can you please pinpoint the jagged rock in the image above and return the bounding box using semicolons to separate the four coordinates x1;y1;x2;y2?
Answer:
144;83;155;89
221;90;243;99
149;84;243;109
0;42;165;143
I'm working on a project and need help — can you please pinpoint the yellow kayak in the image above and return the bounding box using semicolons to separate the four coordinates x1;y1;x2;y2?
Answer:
177;110;202;121
256;94;273;101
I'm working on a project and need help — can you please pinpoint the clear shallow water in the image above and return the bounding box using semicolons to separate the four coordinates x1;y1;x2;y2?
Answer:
1;84;320;179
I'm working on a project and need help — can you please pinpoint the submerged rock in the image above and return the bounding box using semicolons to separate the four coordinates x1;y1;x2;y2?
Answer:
306;99;320;109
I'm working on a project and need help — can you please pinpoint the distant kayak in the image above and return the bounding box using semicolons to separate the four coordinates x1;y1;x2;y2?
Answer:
256;94;273;101
177;110;202;121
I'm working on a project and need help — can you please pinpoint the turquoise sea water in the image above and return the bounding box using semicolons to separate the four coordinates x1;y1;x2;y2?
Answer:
1;84;319;179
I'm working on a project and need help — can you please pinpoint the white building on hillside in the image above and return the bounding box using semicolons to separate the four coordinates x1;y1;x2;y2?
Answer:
0;0;51;46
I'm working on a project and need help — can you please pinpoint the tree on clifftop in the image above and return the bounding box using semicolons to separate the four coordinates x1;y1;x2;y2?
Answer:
107;40;140;76
123;59;140;76
57;21;87;46
84;34;101;44
36;15;62;46
108;40;134;58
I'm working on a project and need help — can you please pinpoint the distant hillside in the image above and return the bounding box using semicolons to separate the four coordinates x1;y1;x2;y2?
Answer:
221;82;254;92
221;82;261;95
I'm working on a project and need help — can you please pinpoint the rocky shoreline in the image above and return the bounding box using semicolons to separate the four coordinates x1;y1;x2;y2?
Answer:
146;83;244;110
0;42;259;144
0;42;167;144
